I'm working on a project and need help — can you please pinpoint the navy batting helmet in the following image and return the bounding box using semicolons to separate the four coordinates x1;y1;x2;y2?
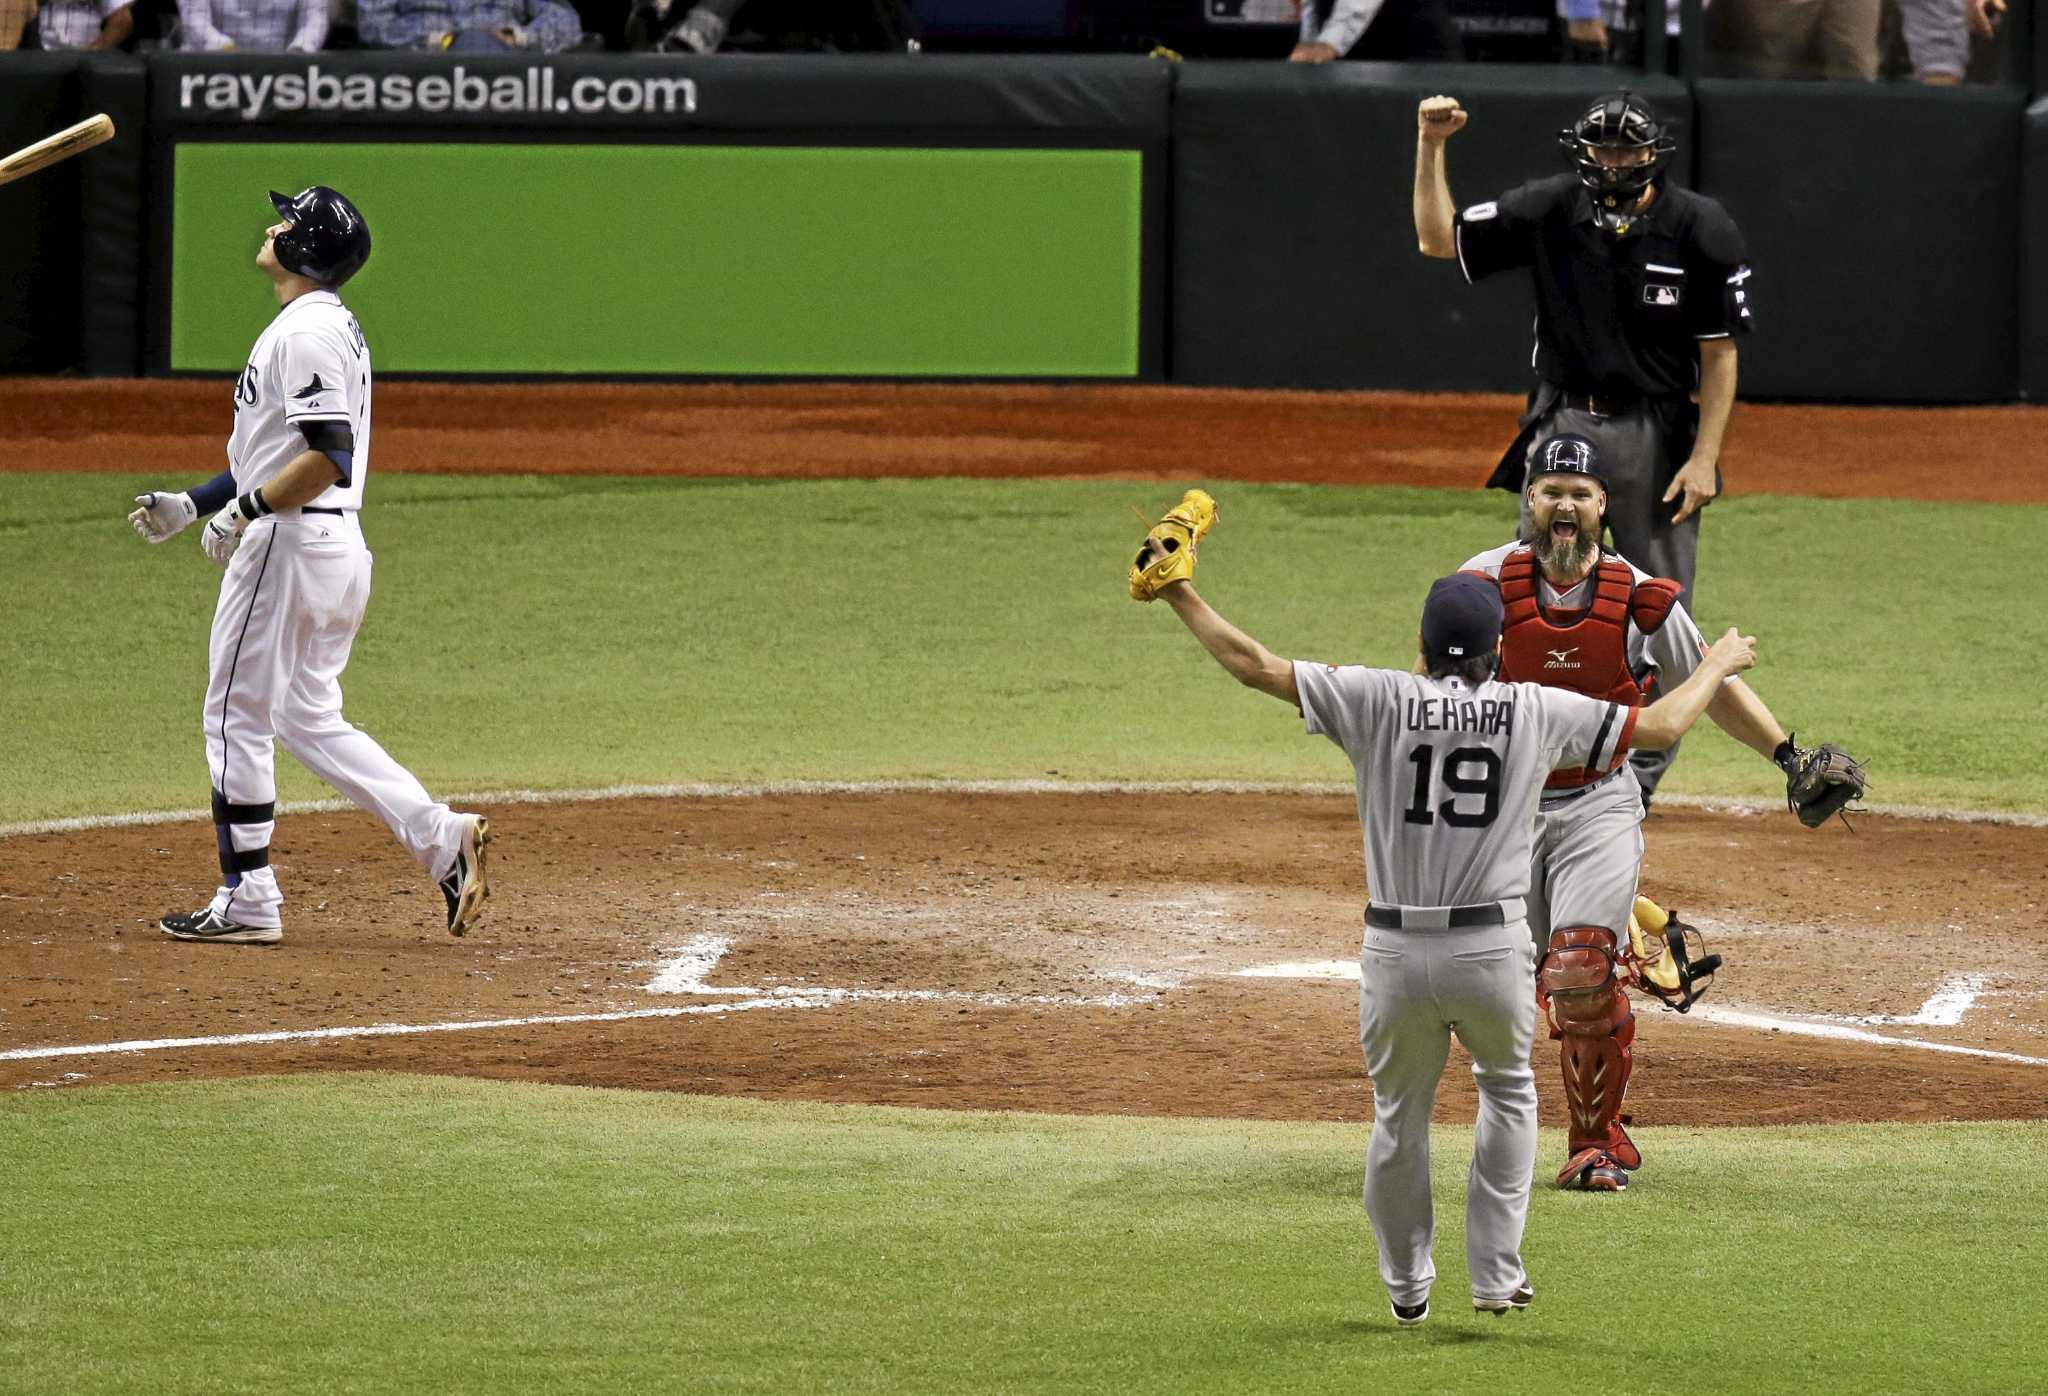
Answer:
268;186;372;288
1531;433;1604;484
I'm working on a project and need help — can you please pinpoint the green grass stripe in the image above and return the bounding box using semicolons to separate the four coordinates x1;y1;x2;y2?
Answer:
5;474;2041;821
1;1075;2040;1395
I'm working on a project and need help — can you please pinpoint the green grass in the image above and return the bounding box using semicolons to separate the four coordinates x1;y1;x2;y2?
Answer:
4;473;2042;821
1;1075;2038;1396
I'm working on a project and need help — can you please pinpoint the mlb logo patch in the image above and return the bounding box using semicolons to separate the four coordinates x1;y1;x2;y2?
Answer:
1643;284;1682;308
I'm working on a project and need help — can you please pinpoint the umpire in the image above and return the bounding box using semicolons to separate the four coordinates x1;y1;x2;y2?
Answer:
1411;91;1753;799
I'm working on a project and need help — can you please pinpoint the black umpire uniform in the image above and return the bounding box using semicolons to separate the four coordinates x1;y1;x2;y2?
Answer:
1451;96;1753;797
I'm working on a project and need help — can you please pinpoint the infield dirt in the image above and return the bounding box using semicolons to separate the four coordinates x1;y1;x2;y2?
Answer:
4;383;2044;1130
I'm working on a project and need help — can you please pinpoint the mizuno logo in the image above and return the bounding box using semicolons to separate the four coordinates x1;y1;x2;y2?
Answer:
291;375;328;400
1544;648;1580;669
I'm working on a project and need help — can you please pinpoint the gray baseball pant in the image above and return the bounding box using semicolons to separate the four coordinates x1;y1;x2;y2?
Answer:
1359;920;1539;1308
1523;768;1647;949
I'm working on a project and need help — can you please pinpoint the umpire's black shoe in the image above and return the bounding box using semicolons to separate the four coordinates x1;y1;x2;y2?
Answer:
1474;1284;1535;1315
1391;1299;1429;1328
160;907;282;946
439;815;492;937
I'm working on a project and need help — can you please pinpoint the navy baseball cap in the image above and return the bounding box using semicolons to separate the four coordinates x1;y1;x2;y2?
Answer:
1421;573;1505;660
1530;433;1604;483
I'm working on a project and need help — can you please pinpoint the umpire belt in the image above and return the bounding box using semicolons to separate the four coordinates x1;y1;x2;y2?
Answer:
1558;390;1642;419
1366;897;1527;931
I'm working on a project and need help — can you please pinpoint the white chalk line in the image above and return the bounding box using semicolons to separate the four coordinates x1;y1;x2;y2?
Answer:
639;931;1151;1009
1230;960;2048;1068
0;934;1157;1067
5;780;2045;841
1847;972;1985;1027
0;999;811;1064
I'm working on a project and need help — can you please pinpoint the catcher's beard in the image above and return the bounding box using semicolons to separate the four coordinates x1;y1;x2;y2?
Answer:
1533;521;1599;578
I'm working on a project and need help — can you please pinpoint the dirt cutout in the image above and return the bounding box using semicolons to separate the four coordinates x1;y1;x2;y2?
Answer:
4;793;2044;1130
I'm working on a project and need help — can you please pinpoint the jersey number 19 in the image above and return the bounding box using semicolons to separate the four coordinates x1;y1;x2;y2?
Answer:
1403;745;1503;828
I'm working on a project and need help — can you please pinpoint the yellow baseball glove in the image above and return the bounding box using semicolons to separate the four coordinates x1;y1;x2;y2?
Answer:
1128;489;1218;602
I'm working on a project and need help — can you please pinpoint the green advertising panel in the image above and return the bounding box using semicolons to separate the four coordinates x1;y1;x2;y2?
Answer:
170;142;1142;376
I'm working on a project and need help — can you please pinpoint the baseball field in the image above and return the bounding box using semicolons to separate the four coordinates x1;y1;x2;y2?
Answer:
3;381;2046;1394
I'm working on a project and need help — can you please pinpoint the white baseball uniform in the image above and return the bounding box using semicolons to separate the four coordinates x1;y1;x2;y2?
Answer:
202;289;467;929
1293;661;1636;1308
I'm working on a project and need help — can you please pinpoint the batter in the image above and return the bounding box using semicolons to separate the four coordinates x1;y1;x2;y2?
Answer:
128;185;490;945
1129;493;1755;1325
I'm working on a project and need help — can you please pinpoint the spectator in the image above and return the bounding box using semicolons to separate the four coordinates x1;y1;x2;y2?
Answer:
1290;0;1460;63
628;0;912;52
1895;0;2004;84
1707;0;1881;79
1556;0;1692;67
356;0;584;50
1;0;35;46
629;0;733;51
32;0;135;47
177;0;326;49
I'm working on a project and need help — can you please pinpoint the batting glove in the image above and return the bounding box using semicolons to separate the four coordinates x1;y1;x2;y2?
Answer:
200;499;252;567
129;491;198;544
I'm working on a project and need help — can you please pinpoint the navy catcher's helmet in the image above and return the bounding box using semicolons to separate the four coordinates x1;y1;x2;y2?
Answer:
268;186;372;288
1558;92;1676;230
1531;433;1605;484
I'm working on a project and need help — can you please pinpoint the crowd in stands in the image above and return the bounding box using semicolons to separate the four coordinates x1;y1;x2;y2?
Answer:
0;0;2014;82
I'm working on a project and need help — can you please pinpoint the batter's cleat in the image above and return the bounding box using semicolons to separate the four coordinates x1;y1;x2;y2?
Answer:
1474;1285;1535;1315
159;907;282;946
1558;1147;1630;1191
1391;1299;1430;1328
439;814;492;936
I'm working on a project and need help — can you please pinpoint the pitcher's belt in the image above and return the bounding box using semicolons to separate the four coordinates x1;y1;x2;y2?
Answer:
1366;897;1526;931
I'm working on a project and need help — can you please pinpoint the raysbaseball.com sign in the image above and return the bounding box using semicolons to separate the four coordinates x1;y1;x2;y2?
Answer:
177;66;697;122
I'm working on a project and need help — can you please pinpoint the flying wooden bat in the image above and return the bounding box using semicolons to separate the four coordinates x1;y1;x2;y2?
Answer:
0;115;117;190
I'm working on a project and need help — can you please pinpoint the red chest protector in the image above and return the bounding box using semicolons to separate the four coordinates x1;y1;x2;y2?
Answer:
1495;549;1682;789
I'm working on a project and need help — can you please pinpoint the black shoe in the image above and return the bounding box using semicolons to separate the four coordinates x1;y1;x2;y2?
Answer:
1474;1284;1534;1315
1391;1299;1429;1327
439;815;492;936
160;906;282;946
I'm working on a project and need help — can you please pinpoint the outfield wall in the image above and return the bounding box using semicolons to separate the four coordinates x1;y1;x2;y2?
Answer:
2;52;2039;400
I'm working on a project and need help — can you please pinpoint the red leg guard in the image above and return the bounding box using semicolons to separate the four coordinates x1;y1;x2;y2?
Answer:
1539;927;1640;1177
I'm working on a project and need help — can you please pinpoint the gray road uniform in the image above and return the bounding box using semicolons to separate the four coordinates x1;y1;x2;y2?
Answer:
1293;661;1636;1309
1460;540;1718;943
1459;538;1729;1187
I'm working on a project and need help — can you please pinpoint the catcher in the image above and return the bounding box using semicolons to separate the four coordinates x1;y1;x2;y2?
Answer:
1452;435;1865;1192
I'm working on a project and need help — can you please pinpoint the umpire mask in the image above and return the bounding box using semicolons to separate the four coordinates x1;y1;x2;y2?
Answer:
1560;92;1676;234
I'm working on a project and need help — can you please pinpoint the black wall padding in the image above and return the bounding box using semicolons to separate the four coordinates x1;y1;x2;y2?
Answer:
79;57;150;379
2025;97;2048;401
0;55;87;374
1695;79;2020;403
1170;63;1690;392
149;51;1173;137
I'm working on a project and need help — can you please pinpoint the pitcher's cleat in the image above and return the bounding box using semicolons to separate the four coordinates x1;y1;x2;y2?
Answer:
1392;1299;1430;1328
1474;1285;1535;1315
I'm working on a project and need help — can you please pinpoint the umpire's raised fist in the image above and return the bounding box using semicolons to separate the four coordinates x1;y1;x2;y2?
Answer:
1418;96;1468;141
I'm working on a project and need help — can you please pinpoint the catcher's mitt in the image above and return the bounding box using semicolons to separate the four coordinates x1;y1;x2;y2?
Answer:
1778;736;1869;829
1128;489;1218;602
